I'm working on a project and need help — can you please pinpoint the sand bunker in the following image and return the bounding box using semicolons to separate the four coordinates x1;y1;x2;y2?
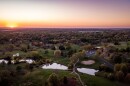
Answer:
81;60;95;65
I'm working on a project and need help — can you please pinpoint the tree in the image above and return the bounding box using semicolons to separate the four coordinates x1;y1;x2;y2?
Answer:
82;44;94;51
126;47;130;52
28;51;42;60
51;46;56;50
44;50;49;54
67;49;74;57
48;73;59;86
81;50;86;58
54;50;61;57
95;49;102;56
120;63;128;74
114;41;120;45
115;71;124;81
4;52;12;59
6;44;15;52
68;62;74;70
107;45;117;53
80;38;87;43
66;45;71;50
59;45;65;50
25;64;34;72
3;52;12;65
70;54;78;63
114;64;121;72
113;54;122;63
20;44;27;52
99;64;111;72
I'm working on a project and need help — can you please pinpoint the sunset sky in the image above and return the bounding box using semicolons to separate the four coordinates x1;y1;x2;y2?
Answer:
0;0;130;28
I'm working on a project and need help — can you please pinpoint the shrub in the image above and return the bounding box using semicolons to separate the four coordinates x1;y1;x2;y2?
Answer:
47;73;60;86
54;50;61;58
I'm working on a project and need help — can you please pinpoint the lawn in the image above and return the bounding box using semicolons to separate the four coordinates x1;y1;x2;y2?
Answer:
22;69;119;86
80;73;118;86
22;69;79;86
52;57;70;66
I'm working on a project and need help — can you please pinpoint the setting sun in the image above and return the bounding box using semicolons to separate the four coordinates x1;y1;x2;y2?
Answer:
6;23;18;28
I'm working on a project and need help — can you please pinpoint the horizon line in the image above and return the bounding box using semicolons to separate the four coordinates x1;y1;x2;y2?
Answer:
0;27;130;29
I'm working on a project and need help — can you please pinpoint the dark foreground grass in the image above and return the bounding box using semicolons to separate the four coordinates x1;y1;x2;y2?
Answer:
80;73;118;86
22;69;78;86
22;69;118;86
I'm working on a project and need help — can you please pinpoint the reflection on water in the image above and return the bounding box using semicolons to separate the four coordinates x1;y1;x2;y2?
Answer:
0;59;34;64
77;68;98;75
42;63;98;75
0;59;8;64
42;63;68;70
20;59;34;64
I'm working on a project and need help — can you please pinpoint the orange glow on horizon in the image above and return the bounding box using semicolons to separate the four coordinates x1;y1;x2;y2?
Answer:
0;21;129;28
0;0;130;28
0;19;130;28
5;23;18;28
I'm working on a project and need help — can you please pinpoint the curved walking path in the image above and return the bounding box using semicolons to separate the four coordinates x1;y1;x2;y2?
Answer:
71;58;86;86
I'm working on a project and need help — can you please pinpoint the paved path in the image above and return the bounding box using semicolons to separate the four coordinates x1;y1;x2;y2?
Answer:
71;58;86;86
97;57;114;69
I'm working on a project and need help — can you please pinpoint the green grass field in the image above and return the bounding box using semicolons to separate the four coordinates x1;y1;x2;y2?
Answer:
80;73;117;86
22;69;119;86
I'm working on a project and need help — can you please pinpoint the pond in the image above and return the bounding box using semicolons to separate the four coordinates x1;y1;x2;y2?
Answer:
77;68;98;75
42;63;68;70
85;50;96;57
0;59;8;64
19;59;34;64
42;63;98;75
0;59;34;64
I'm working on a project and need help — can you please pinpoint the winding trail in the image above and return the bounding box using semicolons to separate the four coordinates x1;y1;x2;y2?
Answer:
71;58;86;86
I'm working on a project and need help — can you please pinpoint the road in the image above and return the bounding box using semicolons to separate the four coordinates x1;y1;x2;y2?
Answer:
86;50;114;70
97;57;114;69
